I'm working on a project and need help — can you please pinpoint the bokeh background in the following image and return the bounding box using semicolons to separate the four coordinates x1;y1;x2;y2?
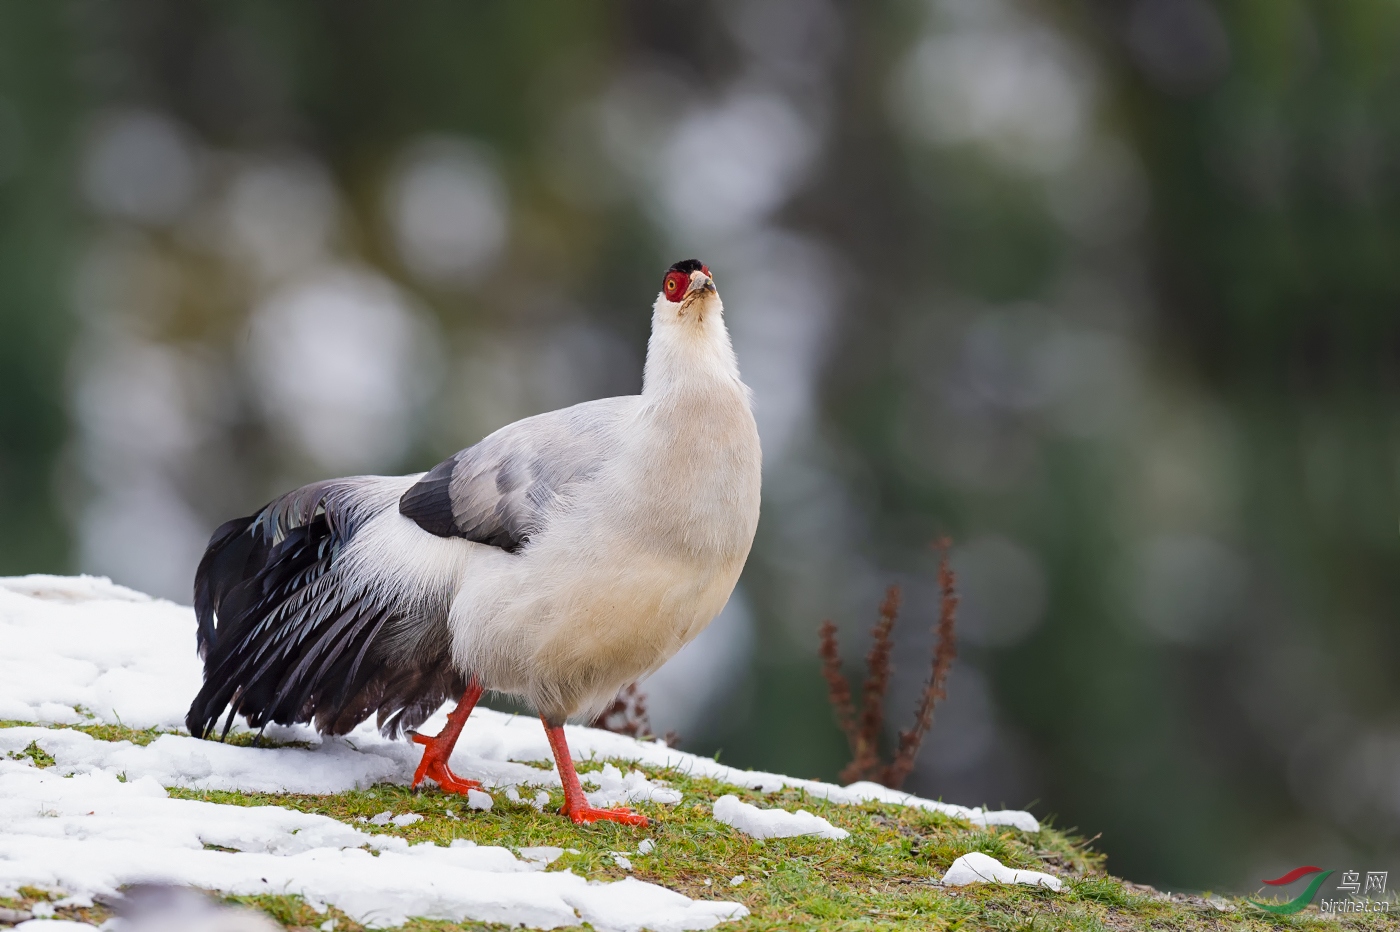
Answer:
1;0;1397;894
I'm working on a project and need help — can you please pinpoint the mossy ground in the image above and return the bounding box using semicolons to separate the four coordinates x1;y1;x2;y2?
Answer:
2;720;1394;931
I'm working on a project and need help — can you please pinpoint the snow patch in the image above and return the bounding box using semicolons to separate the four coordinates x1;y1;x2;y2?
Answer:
0;727;402;795
518;846;564;866
839;781;1042;833
0;573;151;604
0;580;197;729
711;795;849;840
941;852;1062;891
0;759;745;930
584;762;682;808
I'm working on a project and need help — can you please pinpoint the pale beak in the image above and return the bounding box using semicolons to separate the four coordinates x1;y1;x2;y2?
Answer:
686;270;717;296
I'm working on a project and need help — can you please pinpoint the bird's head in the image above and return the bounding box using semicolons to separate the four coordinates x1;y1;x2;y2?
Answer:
644;258;738;390
657;259;718;321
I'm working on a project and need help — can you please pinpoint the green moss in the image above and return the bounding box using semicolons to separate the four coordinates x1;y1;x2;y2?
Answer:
163;766;1395;930
0;718;307;748
6;739;55;767
4;721;1395;931
212;730;315;750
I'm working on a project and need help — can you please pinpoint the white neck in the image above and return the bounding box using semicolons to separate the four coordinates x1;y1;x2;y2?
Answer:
641;291;746;401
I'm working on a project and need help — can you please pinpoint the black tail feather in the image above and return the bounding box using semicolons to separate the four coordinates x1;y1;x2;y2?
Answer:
185;480;463;741
193;516;258;658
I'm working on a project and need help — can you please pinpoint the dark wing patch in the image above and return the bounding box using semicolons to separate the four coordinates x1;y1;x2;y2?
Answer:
186;480;464;741
398;401;625;552
397;457;457;538
399;448;536;552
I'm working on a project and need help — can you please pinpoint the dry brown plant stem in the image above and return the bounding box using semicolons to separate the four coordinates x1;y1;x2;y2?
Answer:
594;683;681;747
887;537;959;787
596;683;663;743
821;537;959;789
818;620;855;743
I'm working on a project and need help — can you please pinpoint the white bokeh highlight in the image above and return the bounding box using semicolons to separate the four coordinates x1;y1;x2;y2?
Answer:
386;137;508;286
248;265;441;473
222;156;339;283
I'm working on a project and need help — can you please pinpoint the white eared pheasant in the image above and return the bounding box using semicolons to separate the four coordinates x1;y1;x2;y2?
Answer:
186;261;762;825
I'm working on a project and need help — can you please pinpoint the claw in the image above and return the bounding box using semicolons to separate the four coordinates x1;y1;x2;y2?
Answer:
411;731;483;794
562;803;649;826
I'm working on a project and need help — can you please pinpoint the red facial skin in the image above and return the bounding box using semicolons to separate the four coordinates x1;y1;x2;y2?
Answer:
661;271;688;302
661;265;711;303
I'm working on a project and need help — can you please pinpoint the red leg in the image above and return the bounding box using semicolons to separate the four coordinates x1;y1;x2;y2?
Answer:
410;678;484;794
542;717;648;826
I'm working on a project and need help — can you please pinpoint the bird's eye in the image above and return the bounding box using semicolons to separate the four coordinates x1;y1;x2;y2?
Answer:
662;272;687;301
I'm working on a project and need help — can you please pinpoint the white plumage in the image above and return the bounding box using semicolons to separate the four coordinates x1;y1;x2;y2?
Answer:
187;261;760;824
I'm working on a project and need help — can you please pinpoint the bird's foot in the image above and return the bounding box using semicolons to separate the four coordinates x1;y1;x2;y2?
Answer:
561;803;649;826
410;732;482;794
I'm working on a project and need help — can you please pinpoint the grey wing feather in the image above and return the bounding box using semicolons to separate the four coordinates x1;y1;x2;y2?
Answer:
399;397;630;551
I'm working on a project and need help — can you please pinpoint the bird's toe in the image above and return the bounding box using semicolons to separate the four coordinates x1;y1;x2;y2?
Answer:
419;760;483;794
564;804;650;827
410;733;482;794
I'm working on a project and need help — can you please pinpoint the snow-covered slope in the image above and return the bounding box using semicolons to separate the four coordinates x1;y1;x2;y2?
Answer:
0;575;1042;930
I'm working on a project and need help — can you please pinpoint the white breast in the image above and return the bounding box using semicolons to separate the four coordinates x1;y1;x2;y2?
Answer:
449;380;761;722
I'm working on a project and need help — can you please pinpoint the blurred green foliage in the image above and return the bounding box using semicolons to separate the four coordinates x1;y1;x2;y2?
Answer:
0;4;77;574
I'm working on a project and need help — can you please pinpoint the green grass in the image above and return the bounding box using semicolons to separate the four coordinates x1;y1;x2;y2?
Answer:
1;721;1395;931
0;717;311;748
